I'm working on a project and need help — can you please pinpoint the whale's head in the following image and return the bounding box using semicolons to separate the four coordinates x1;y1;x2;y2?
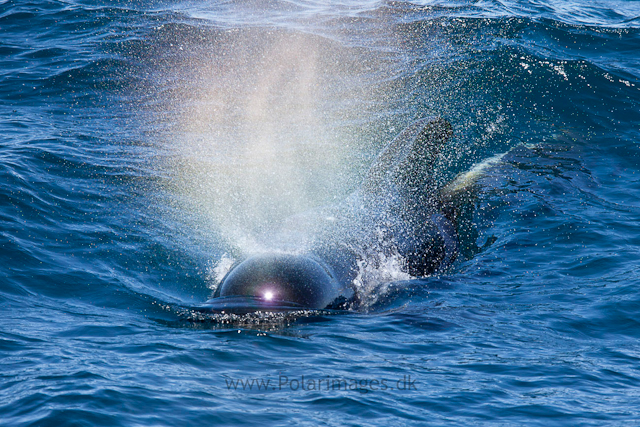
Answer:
200;254;346;313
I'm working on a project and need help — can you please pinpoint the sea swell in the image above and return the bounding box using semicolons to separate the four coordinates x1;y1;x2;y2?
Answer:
2;0;640;425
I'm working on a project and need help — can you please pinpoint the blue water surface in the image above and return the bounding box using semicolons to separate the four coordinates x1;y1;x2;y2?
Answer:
1;0;640;425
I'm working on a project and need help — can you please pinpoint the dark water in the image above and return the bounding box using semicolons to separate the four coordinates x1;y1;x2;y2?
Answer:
2;0;640;425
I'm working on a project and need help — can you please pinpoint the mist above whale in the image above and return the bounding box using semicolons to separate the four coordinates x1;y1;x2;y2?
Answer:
198;117;467;314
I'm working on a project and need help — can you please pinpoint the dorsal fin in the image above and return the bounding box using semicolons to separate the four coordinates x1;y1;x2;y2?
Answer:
361;117;453;197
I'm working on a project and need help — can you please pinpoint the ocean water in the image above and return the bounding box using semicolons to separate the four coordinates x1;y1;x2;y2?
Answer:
2;0;640;425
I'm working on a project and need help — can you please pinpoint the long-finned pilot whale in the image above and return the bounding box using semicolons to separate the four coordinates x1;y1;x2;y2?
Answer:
198;117;476;314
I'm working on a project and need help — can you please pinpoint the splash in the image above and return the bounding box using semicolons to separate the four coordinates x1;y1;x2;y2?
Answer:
329;224;418;309
205;254;236;293
351;244;414;309
156;28;396;254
